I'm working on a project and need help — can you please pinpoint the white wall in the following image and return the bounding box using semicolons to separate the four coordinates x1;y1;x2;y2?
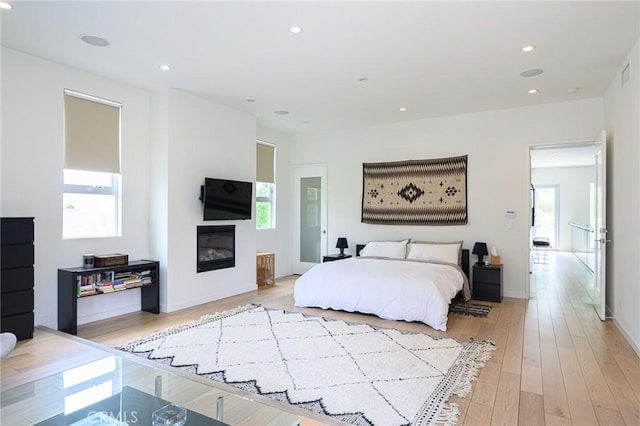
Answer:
604;38;640;355
160;89;257;312
1;47;151;327
256;126;292;278
531;166;594;251
149;91;169;310
290;99;604;299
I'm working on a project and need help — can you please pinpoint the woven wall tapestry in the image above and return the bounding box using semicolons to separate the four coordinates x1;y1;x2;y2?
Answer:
362;155;468;225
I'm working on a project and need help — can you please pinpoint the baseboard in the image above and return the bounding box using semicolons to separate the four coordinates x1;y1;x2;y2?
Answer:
503;290;527;299
612;317;640;358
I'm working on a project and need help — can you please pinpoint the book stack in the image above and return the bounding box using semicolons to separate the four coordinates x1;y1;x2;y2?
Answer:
113;271;131;291
135;270;152;285
78;284;97;296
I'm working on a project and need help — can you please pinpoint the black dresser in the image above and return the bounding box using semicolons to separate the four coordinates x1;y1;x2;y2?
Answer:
1;217;35;340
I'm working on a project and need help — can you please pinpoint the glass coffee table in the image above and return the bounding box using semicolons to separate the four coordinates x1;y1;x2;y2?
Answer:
1;350;300;426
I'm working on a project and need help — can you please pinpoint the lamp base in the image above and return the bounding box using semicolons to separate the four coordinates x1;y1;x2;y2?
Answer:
475;261;486;266
338;249;346;257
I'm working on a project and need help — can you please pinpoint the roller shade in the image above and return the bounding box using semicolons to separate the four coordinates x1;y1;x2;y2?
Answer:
256;142;275;183
64;91;121;173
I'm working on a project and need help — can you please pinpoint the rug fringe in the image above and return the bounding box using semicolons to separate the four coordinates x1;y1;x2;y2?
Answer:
114;304;257;351
437;403;460;426
449;340;495;399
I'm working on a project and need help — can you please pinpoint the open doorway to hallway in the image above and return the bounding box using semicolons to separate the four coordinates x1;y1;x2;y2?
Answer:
529;144;598;309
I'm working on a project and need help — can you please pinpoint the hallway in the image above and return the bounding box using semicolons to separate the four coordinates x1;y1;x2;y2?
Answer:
523;250;639;425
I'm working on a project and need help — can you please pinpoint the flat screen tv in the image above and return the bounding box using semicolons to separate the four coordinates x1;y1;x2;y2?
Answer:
201;177;252;221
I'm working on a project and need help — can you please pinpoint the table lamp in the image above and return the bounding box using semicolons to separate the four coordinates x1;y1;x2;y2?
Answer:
336;237;349;256
472;242;488;265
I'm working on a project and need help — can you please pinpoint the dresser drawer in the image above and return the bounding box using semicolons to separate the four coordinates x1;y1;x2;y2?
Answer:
1;312;34;341
1;244;34;269
1;267;34;293
1;289;34;317
474;283;501;302
1;218;34;245
473;268;500;284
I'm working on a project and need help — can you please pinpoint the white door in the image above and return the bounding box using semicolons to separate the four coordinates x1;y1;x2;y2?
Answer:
293;164;327;274
593;130;608;320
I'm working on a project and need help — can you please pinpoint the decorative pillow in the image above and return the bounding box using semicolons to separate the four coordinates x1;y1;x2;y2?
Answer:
359;240;409;259
407;241;462;264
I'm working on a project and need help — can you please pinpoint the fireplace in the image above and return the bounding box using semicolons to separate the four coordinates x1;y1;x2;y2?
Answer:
197;225;235;273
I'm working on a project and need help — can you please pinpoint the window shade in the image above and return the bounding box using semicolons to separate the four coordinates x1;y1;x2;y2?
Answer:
64;92;121;173
256;142;275;183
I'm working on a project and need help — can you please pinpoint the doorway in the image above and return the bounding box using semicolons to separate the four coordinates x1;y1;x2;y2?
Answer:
292;164;327;274
529;132;607;320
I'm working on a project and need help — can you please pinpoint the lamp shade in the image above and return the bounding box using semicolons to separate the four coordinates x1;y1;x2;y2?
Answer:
472;242;488;265
336;237;349;256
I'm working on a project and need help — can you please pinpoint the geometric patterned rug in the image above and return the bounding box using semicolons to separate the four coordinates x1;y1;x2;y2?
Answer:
449;302;492;318
116;305;494;425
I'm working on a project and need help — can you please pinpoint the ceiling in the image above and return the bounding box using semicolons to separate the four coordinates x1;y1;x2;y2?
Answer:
1;1;638;135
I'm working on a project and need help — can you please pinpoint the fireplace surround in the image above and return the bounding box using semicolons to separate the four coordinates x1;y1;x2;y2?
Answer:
197;225;235;273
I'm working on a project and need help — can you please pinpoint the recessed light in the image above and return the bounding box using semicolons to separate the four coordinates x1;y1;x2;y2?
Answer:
303;121;311;124
274;110;289;115
290;26;302;34
80;34;109;47
399;107;407;112
159;64;171;71
528;89;538;94
567;88;579;94
520;68;544;77
358;77;369;83
522;45;536;53
247;99;256;103
0;2;12;10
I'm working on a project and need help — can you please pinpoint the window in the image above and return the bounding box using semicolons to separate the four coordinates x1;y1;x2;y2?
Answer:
63;90;122;239
533;185;559;247
256;182;275;229
63;170;121;239
256;142;276;230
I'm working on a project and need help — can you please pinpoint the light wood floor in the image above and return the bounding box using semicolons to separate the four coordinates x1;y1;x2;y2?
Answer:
2;251;639;425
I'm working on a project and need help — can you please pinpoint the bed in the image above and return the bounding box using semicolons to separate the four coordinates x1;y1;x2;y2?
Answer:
294;240;470;331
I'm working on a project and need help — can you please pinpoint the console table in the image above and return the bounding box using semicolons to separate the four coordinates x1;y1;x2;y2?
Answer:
57;260;160;335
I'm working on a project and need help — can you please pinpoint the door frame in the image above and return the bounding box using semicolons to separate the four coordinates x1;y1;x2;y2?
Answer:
527;137;604;302
292;163;328;274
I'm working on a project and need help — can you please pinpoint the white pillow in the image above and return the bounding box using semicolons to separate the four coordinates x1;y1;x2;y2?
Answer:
412;240;463;265
360;240;409;259
406;242;460;264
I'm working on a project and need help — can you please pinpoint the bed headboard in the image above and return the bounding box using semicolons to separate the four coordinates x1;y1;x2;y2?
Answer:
355;244;470;279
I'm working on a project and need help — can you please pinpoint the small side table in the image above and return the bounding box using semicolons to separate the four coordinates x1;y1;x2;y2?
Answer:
472;263;503;302
256;252;275;286
322;254;352;263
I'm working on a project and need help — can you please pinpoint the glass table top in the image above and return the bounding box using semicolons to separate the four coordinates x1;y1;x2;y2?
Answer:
1;351;300;426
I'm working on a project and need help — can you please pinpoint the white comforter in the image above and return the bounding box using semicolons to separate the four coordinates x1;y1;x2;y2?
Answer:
294;257;467;331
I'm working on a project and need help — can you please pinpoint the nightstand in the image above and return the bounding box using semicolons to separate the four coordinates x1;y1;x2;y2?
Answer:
322;254;352;262
472;263;503;302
